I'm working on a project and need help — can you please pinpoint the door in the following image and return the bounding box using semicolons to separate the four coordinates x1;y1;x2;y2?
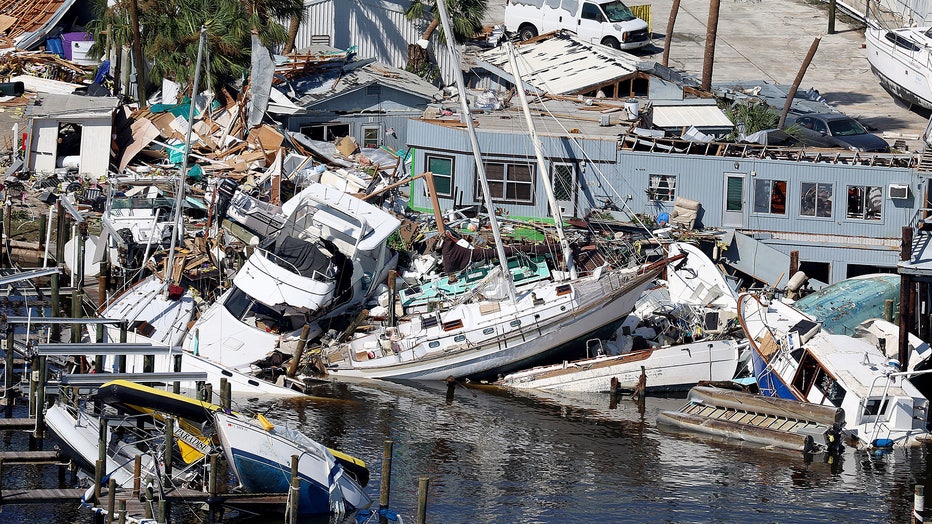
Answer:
577;2;605;43
723;173;745;227
551;162;577;217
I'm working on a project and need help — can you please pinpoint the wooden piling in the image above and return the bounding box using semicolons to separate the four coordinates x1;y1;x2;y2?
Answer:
50;272;60;342
387;270;397;327
203;383;213;404
3;199;10;269
94;459;104;503
915;484;926;524
222;380;232;412
34;355;47;438
118;499;127;524
118;321;127;373
0;456;5;498
778;36;823;129
173;354;183;394
3;327;13;410
163;418;174;482
416;476;430;524
661;0;681;67
885;299;894;323
106;478;116;524
207;454;218;522
379;440;393;509
38;213;47;251
159;499;168;524
288;454;300;524
71;290;82;344
133;455;141;497
286;324;311;378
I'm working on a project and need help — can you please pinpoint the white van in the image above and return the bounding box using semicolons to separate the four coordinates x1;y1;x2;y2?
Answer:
504;0;650;50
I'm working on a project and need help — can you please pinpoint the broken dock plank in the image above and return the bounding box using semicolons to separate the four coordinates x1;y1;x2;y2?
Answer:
0;418;34;430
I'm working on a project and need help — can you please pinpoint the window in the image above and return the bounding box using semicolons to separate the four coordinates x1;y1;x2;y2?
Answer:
800;182;833;218
476;162;534;204
299;123;350;142
648;174;676;202
426;155;454;197
580;2;605;21
753;179;787;215
362;126;380;149
551;164;575;202
725;176;743;211
846;185;882;220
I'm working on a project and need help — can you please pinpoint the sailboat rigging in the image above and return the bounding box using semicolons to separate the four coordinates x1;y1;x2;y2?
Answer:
314;2;671;381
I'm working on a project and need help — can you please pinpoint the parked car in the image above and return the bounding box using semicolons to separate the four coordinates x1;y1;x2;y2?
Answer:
789;113;891;152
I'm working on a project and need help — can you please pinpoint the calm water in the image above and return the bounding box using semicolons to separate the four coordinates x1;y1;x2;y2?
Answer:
3;379;930;523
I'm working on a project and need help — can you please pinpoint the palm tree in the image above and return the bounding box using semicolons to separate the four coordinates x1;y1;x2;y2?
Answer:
404;0;488;82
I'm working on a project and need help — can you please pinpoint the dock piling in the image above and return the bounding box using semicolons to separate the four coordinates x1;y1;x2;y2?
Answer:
133;455;141;497
118;499;126;524
915;484;926;523
379;440;393;510
286;324;311;378
106;478;116;524
163;418;174;482
4;325;13;416
33;355;47;438
287;454;300;524
416;476;430;524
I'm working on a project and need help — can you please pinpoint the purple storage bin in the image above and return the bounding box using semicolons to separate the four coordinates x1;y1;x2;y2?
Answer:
61;32;91;60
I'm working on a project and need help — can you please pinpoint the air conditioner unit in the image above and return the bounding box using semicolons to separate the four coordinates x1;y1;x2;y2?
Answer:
889;184;910;200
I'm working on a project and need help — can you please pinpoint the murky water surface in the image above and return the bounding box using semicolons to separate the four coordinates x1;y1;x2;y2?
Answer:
5;379;930;523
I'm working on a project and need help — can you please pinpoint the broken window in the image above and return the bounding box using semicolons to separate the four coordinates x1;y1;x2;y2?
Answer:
753;179;787;215
426;155;454;197
648;174;676;202
846;185;882;220
476;161;534;204
57;122;82;159
800;182;833;218
299;123;350;142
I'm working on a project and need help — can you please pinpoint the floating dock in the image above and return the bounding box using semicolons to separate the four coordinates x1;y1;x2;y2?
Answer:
657;386;845;453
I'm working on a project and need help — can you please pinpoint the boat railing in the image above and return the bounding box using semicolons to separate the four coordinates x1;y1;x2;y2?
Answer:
254;246;334;284
863;368;932;445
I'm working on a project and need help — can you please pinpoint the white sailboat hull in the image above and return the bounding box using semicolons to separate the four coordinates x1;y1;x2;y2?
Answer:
325;267;660;381
501;339;742;393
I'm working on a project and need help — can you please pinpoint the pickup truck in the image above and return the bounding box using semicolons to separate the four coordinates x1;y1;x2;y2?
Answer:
504;0;650;50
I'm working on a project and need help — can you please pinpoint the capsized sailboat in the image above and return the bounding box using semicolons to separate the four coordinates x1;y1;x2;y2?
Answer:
499;242;747;392
316;23;668;381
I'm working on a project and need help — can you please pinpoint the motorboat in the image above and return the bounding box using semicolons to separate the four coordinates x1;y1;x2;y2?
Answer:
865;22;932;110
737;293;932;448
182;182;401;373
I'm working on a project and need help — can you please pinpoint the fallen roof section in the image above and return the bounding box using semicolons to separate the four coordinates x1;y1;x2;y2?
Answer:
476;32;643;95
0;0;77;50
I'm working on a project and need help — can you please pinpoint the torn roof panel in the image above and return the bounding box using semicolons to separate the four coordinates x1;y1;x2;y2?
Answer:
0;0;77;49
284;49;438;108
477;33;642;95
651;103;733;129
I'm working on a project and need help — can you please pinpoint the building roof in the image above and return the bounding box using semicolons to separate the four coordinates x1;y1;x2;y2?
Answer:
0;0;76;50
284;47;440;108
476;32;644;95
27;92;118;119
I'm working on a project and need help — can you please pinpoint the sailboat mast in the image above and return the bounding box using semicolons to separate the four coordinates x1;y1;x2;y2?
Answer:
506;42;576;279
165;25;207;286
434;0;517;302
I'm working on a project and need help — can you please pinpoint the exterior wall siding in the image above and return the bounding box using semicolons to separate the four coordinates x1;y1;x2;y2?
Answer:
407;118;922;284
297;0;459;86
285;112;416;154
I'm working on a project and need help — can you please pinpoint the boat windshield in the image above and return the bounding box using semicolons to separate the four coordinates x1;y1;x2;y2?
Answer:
827;118;868;137
602;1;636;22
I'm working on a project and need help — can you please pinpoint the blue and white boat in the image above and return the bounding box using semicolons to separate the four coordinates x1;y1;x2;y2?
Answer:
737;292;932;448
213;410;371;515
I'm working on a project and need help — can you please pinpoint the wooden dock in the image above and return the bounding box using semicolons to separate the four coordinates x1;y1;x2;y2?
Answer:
0;418;34;430
0;451;64;464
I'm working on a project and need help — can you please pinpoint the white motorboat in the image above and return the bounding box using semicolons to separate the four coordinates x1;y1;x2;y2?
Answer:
737;293;932;448
183;182;401;373
865;23;932;110
213;411;371;515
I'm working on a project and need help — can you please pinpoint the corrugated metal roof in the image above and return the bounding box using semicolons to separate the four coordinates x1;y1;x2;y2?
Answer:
651;103;733;128
476;33;642;95
291;56;439;108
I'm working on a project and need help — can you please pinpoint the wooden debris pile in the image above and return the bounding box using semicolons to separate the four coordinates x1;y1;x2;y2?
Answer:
146;235;221;284
0;51;90;84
